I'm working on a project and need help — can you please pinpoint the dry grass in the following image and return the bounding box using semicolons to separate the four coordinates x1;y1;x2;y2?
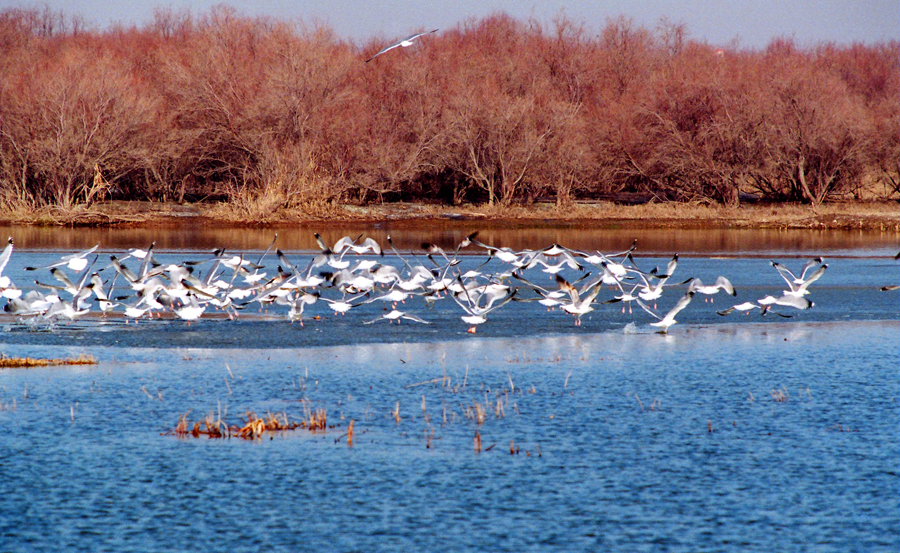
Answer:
6;198;895;230
422;200;900;231
0;354;98;368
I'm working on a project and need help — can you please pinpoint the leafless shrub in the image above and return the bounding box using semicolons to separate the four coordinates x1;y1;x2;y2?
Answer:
0;8;895;212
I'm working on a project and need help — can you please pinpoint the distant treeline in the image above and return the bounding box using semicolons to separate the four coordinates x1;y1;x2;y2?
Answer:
0;6;897;213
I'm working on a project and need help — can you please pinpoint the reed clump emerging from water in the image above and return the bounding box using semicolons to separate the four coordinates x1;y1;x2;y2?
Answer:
0;354;98;368
168;409;336;440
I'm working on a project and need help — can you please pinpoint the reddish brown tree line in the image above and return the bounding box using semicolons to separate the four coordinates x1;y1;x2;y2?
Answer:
0;7;897;212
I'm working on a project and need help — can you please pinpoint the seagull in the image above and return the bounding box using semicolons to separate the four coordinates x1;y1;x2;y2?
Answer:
122;244;152;260
571;240;638;276
0;237;13;288
771;258;824;286
757;294;813;310
553;274;604;326
316;233;383;257
363;287;413;306
525;251;584;274
365;29;438;63
686;276;736;301
363;309;431;325
627;254;680;308
601;283;641;314
314;233;382;270
451;278;516;332
637;291;695;334
4;297;39;317
174;294;206;322
35;256;98;299
26;244;99;272
287;291;319;324
468;235;539;266
716;301;762;316
321;292;368;315
236;234;277;285
771;260;827;297
511;271;570;308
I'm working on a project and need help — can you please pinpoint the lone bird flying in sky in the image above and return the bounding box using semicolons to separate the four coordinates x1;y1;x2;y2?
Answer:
365;29;438;63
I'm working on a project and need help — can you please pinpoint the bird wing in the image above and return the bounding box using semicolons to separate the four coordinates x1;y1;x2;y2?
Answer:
365;41;404;63
635;298;661;320
714;276;736;295
0;238;12;275
554;274;580;304
365;30;437;64
770;262;799;290
665;291;695;320
796;264;827;292
60;244;100;263
774;294;813;310
401;313;431;324
797;257;824;281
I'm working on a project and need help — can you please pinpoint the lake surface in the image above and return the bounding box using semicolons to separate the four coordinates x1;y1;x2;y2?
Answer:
2;222;898;256
0;227;897;552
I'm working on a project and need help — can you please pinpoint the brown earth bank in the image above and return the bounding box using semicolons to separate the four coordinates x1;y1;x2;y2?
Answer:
2;200;897;232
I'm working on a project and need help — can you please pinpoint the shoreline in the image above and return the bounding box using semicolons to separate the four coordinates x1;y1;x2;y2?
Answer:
1;200;897;231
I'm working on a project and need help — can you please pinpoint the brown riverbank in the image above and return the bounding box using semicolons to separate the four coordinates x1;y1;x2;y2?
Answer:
3;200;897;232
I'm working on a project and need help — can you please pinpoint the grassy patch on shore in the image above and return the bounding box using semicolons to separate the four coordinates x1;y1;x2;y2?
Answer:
0;199;896;231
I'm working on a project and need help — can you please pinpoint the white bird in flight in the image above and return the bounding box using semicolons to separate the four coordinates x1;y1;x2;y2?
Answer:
365;29;439;63
771;260;827;297
637;291;695;334
363;309;430;325
0;237;13;289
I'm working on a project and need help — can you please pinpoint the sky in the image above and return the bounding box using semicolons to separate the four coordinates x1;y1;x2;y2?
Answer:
2;0;897;49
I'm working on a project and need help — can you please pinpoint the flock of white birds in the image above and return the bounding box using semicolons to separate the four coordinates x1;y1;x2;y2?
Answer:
0;233;829;333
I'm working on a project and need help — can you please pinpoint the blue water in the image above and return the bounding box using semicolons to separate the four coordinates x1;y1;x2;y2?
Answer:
0;249;898;552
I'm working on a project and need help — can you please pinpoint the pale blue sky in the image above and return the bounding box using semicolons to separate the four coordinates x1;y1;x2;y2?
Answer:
2;0;897;49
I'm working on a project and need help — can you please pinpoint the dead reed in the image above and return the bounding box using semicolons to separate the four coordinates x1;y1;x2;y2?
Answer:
770;387;789;402
466;403;487;425
306;409;328;432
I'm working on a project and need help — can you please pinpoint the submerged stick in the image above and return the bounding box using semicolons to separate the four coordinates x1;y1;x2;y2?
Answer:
405;376;450;389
